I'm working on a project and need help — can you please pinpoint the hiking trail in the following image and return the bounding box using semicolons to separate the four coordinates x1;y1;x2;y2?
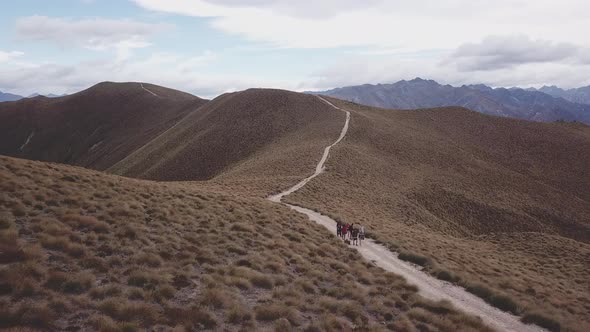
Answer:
266;95;544;332
140;83;159;97
19;131;34;151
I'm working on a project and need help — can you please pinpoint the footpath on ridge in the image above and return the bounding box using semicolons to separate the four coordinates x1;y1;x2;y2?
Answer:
267;95;544;332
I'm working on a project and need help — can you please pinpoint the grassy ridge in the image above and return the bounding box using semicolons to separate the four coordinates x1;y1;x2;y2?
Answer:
287;97;590;331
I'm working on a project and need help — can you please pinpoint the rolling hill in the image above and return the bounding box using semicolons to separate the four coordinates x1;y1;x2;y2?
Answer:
111;87;589;330
0;155;492;331
109;88;345;195
314;78;590;124
0;82;207;171
1;83;589;330
286;97;590;331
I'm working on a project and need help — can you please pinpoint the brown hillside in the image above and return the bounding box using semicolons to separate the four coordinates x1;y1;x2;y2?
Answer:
110;89;344;194
286;97;590;331
0;82;206;171
0;156;493;331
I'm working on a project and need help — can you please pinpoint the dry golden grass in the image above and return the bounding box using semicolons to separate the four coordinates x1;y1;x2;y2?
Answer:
0;155;492;331
5;87;587;330
286;97;590;331
109;88;346;197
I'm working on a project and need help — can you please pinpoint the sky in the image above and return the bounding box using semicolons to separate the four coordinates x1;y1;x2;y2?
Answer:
1;0;590;98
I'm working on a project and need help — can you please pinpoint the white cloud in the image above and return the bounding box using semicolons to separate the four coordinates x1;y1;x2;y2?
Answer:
0;50;24;62
15;15;171;56
5;2;590;96
132;0;590;49
0;50;290;98
445;35;590;71
128;0;590;91
200;0;383;18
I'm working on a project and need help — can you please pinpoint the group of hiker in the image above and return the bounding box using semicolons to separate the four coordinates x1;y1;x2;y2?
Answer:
336;221;365;246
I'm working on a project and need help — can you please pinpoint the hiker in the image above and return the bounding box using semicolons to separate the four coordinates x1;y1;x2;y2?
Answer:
359;224;365;246
349;223;355;240
336;221;342;237
342;223;349;240
352;228;359;246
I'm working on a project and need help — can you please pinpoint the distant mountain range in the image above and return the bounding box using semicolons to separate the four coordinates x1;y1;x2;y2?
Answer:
533;85;590;105
314;78;590;124
0;91;23;102
0;91;66;102
26;92;67;98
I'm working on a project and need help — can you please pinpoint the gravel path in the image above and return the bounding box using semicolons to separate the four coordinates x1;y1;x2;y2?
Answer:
19;131;34;151
268;96;349;203
140;83;159;97
267;95;545;332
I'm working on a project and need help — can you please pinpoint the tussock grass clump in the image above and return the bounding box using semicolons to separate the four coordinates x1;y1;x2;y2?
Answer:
255;304;293;322
134;253;162;267
40;235;86;257
127;270;161;290
227;304;253;324
154;284;175;300
0;301;57;330
398;251;431;267
434;268;461;283
465;283;520;315
200;288;233;309
522;312;561;332
98;298;160;324
164;306;218;329
45;271;94;294
229;266;274;289
0;239;28;264
11;202;27;217
89;285;122;300
62;214;109;233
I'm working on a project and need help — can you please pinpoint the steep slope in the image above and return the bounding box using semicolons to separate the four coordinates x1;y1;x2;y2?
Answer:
0;90;23;102
110;89;345;194
0;155;493;331
315;78;590;124
287;98;590;331
0;82;206;171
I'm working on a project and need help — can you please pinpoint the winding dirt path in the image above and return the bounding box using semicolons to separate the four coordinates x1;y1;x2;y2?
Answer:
267;95;544;332
19;131;34;151
268;96;349;203
140;83;159;97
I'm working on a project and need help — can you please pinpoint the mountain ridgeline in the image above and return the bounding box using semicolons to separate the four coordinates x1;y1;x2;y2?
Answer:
0;82;207;171
1;81;589;331
535;85;590;105
0;91;67;102
0;91;23;102
314;78;590;124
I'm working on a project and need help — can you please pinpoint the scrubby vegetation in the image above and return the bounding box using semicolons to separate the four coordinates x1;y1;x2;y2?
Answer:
287;97;590;331
0;156;492;331
3;87;587;330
